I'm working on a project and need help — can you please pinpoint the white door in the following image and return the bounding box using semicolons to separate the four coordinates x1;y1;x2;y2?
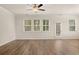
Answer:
56;23;61;38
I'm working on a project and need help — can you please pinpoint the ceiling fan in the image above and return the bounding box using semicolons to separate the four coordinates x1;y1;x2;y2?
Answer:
27;4;45;12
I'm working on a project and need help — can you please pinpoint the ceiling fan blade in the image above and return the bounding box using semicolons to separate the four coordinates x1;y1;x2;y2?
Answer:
27;9;32;10
38;9;45;11
38;4;43;8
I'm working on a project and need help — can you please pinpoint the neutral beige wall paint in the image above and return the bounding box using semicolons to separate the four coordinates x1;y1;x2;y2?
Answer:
15;14;79;39
0;7;15;46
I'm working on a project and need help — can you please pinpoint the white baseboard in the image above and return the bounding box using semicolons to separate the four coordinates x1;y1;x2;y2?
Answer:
16;38;52;40
0;39;15;46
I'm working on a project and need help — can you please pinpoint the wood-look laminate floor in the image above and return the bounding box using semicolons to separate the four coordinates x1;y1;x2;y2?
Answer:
0;39;79;55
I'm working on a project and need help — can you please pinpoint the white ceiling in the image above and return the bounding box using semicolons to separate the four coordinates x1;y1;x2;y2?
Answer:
0;4;79;14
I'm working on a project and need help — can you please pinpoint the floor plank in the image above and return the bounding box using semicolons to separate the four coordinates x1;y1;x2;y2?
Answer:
0;39;79;55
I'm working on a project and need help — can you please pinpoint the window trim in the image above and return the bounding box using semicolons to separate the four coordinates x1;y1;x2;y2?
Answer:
23;20;32;32
42;20;49;32
33;20;40;31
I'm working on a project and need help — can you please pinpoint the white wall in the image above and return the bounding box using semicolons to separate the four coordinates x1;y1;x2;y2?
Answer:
54;14;79;39
0;7;15;46
15;14;79;39
15;14;54;39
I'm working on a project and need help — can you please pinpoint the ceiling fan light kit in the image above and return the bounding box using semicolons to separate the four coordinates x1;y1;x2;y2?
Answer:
33;8;38;12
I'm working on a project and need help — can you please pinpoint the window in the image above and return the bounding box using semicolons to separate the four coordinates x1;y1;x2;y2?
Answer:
24;20;31;31
69;20;75;31
34;20;40;31
24;19;49;32
43;20;49;31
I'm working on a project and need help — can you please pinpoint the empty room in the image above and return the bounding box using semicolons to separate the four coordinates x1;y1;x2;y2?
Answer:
0;4;79;55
